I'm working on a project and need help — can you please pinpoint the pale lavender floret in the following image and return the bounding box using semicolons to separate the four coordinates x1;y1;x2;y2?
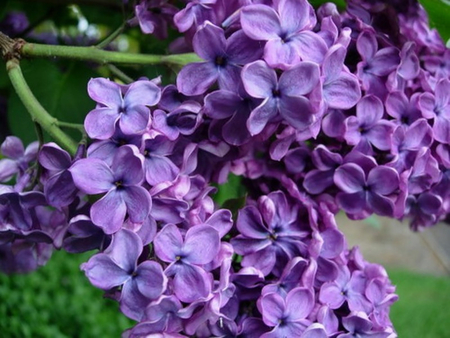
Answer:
82;229;167;320
385;91;422;126
69;145;151;234
407;148;440;194
173;0;217;33
321;45;361;110
154;223;220;303
38;143;78;207
62;215;110;253
319;266;371;313
0;136;38;182
152;101;202;140
240;0;328;68
344;95;395;153
338;312;392;338
127;295;183;336
405;192;443;230
241;60;320;135
87;127;143;166
365;277;398;330
135;0;178;39
231;191;308;276
142;135;179;185
422;49;450;80
258;287;314;337
85;78;161;140
334;163;399;218
356;29;400;99
204;89;258;146
418;78;450;144
301;323;328;338
388;119;433;172
303;145;343;194
176;22;262;96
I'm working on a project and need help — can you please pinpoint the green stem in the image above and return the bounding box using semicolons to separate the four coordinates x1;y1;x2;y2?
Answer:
56;120;85;132
6;59;78;155
96;22;127;49
106;64;134;84
20;42;202;66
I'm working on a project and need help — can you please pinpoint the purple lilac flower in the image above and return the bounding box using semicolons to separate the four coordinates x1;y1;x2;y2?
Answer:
177;22;262;95
85;78;161;140
334;163;399;218
135;0;178;39
241;60;320;135
258;287;314;337
69;145;151;234
82;229;167;320
240;0;327;68
154;223;220;302
38;143;78;207
0;136;38;182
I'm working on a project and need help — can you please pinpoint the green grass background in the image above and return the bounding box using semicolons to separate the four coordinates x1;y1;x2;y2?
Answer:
0;250;449;337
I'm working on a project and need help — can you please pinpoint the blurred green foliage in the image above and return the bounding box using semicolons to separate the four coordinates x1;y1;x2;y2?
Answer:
0;250;134;338
419;0;450;42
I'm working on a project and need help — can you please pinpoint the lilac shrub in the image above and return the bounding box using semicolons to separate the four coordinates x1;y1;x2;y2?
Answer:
2;0;450;336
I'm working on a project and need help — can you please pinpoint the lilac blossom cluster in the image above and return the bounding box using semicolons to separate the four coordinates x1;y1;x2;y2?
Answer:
2;0;450;336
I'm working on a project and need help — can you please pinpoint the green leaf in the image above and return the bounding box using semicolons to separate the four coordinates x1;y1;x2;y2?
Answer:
309;0;346;10
419;0;450;42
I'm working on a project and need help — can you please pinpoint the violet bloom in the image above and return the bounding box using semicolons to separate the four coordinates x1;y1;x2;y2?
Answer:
63;215;110;253
176;22;262;95
385;91;422;126
356;29;400;99
344;95;395;154
85;78;161;140
405;192;442;231
82;229;167;320
0;136;38;182
319;267;371;313
69;145;151;234
338;312;392;338
241;60;320;135
154;223;220;303
38;143;77;207
240;0;327;68
334;163;399;218
173;0;217;33
419;78;450;144
231;191;308;276
321;45;361;110
135;0;178;39
258;287;314;337
142;135;179;186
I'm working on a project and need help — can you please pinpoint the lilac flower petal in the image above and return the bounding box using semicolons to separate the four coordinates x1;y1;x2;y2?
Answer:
280;62;320;97
226;29;263;64
334;163;365;193
119;105;150;135
319;283;345;309
154;223;183;262
356;95;383;127
279;0;311;33
324;72;361;110
368;193;395;217
368;166;399;195
236;205;270;239
323;45;346;83
0;159;18;181
111;145;144;186
177;62;218;96
301;323;328;338
259;292;285;326
264;39;300;69
204;90;241;119
183;225;220;265
1;136;24;159
247;98;278;135
303;169;334;194
223;107;251;145
370;47;400;77
106;229;141;273
292;31;328;63
45;171;77;207
135;261;167;299
88;78;122;108
241;60;277;98
173;263;211;303
280;95;315;131
436;79;450;109
433;117;450;144
91;189;126;234
286;287;314;320
356;30;377;61
336;191;367;214
123;186;151;224
120;279;150;321
240;5;281;40
145;156;179;185
84;107;119;140
124;80;161;108
82;253;130;289
193;21;226;61
39;143;71;171
69;158;114;194
365;121;394;151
